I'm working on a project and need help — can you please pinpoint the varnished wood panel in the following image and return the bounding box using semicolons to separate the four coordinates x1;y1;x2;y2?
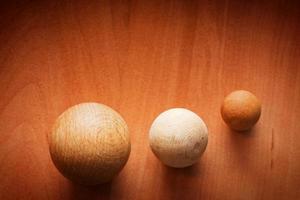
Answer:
0;0;300;199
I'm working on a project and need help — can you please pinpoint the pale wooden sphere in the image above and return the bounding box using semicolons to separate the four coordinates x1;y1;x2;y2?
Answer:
49;103;131;185
221;90;261;131
149;108;208;168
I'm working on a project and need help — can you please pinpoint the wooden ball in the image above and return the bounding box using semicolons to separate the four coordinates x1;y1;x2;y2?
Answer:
221;90;261;131
49;103;130;185
149;108;208;168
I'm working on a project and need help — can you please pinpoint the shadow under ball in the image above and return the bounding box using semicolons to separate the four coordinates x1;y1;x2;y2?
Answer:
49;103;131;185
221;90;261;131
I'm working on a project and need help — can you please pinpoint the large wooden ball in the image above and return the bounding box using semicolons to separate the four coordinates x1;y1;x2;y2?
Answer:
149;108;208;168
221;90;261;131
49;103;130;185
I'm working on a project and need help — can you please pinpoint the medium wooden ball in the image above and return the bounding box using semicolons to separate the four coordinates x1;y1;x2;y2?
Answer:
221;90;261;131
149;108;208;168
49;103;131;185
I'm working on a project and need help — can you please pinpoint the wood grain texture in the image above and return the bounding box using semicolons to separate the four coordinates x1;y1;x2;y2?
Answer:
149;108;208;168
50;103;130;185
0;0;299;199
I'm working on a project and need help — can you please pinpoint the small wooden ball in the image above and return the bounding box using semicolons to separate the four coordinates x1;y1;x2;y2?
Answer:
221;90;261;131
49;103;131;185
149;108;208;168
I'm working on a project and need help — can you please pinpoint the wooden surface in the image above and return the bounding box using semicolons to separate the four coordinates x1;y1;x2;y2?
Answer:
0;0;300;199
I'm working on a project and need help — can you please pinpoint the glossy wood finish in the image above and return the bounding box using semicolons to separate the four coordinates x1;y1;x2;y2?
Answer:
0;0;299;199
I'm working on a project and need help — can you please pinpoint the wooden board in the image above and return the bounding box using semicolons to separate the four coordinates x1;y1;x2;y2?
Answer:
1;0;300;199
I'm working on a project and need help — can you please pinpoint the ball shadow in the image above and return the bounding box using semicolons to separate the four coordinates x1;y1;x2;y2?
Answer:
162;161;201;177
159;160;205;200
225;123;260;166
66;180;112;200
222;122;271;189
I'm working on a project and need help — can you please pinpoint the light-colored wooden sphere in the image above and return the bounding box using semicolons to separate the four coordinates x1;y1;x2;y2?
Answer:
221;90;261;131
149;108;208;168
49;103;131;185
